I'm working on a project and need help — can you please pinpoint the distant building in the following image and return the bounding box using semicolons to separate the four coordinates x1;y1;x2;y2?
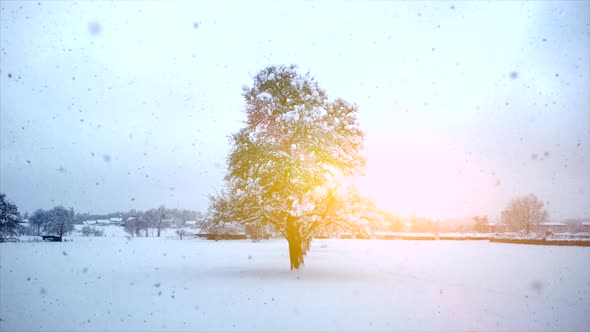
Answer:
537;222;567;233
185;220;198;227
110;217;123;225
581;222;590;232
96;219;111;225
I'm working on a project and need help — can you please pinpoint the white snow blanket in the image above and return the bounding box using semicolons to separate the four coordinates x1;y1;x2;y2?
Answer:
1;239;588;331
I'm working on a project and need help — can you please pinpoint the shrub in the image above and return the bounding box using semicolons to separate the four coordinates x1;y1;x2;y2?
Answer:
81;226;104;237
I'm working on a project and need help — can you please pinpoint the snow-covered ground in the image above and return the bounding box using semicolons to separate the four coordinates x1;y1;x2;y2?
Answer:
1;238;589;331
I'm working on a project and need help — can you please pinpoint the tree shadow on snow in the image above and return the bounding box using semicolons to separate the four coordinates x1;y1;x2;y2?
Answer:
204;265;389;282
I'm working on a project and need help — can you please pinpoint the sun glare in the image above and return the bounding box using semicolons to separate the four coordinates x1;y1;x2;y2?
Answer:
354;132;498;220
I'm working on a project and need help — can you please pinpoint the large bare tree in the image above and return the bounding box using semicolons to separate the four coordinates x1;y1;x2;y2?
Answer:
502;194;548;234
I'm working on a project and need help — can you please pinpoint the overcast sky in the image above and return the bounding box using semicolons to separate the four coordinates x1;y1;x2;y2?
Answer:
1;1;589;221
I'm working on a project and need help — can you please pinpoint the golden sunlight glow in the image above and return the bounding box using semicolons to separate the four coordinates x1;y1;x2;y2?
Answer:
353;132;500;220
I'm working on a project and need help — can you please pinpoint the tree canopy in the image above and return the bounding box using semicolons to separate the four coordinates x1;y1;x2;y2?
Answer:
502;194;548;234
208;64;371;269
0;193;22;240
44;206;75;237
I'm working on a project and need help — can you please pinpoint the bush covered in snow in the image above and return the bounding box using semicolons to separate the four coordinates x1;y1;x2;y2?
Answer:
80;226;104;237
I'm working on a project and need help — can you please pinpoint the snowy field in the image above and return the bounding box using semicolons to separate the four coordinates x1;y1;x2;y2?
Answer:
1;238;589;331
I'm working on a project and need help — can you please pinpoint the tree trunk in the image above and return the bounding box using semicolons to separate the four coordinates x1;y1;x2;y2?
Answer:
302;237;311;255
286;220;307;270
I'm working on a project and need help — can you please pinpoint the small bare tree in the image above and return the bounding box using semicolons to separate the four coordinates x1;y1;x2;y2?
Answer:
502;194;548;234
176;229;187;240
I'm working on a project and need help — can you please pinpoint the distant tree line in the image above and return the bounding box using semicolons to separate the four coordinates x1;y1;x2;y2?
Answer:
25;205;203;238
0;192;205;239
1;194;80;239
0;190;564;242
121;206;204;238
201;199;527;238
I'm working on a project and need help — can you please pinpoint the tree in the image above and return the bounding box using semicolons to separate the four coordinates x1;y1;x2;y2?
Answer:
178;209;197;227
123;215;143;237
245;223;274;241
74;212;90;224
143;208;160;237
0;193;23;240
502;194;548;234
210;64;367;269
473;216;489;233
195;211;205;226
29;209;49;236
175;229;187;240
154;205;168;237
44;206;75;237
379;210;404;232
123;210;147;237
201;201;246;239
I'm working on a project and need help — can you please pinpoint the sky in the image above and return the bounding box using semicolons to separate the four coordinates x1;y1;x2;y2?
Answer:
1;1;589;221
